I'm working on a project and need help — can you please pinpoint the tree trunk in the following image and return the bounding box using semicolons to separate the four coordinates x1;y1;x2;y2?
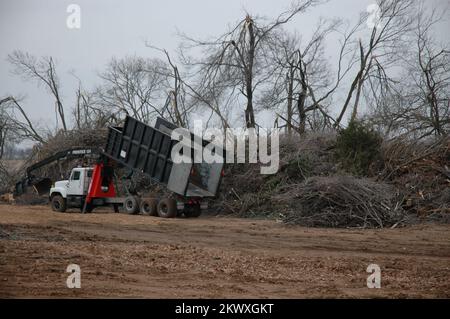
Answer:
297;61;308;134
0;128;5;159
286;68;294;135
336;41;368;127
297;92;307;134
350;78;364;122
245;17;256;128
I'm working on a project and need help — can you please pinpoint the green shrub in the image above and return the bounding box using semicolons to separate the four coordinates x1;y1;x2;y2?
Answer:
335;121;382;176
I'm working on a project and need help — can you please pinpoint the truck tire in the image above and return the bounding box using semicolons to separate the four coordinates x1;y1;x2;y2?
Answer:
140;198;158;216
157;198;177;218
51;195;67;213
124;196;140;214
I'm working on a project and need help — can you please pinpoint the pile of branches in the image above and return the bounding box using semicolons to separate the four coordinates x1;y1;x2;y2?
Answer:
212;132;338;217
212;131;449;228
21;128;109;182
31;128;108;161
273;176;405;228
380;136;450;219
278;132;338;180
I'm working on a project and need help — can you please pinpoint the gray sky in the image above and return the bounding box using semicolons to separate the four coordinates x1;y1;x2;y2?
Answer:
1;0;449;131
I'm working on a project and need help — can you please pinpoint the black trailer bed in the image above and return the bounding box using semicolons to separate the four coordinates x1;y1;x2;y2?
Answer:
103;116;223;198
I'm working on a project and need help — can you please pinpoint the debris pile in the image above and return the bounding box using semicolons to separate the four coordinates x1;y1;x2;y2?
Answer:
26;129;108;181
34;129;108;160
273;176;404;228
380;136;450;221
213;132;338;217
213;132;449;228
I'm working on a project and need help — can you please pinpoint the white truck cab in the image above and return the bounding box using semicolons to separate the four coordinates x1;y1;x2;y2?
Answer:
49;167;93;212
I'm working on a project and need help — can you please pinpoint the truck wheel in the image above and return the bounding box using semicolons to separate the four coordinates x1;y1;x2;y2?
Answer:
124;196;140;214
157;198;177;218
51;195;67;213
185;205;201;218
140;198;158;216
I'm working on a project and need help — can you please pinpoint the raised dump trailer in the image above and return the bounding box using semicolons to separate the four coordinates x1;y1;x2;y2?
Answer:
49;116;224;218
104;116;224;198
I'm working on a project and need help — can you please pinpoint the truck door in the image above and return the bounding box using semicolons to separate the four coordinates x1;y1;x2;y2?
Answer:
67;170;84;196
83;169;93;194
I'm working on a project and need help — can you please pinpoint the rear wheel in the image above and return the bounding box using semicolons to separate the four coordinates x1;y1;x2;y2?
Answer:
157;198;177;218
124;196;140;214
140;198;158;216
51;195;66;213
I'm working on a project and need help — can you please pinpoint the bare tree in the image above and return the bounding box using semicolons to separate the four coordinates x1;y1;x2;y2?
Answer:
335;0;416;127
0;103;8;159
1;95;43;193
95;56;177;124
367;4;450;138
411;6;450;136
0;96;45;144
7;51;68;131
180;0;321;128
145;45;204;128
73;84;120;129
261;18;356;134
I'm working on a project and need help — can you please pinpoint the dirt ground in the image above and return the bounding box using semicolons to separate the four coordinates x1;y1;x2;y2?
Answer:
0;204;449;298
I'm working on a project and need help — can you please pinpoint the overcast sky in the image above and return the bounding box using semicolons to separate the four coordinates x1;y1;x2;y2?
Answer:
1;0;449;131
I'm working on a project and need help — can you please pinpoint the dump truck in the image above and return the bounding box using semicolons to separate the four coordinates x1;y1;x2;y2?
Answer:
48;116;224;218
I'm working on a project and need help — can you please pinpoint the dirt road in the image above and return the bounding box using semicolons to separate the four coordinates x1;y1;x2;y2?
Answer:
0;204;449;298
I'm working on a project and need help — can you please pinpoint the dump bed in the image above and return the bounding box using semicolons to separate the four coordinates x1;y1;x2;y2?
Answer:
103;116;224;198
